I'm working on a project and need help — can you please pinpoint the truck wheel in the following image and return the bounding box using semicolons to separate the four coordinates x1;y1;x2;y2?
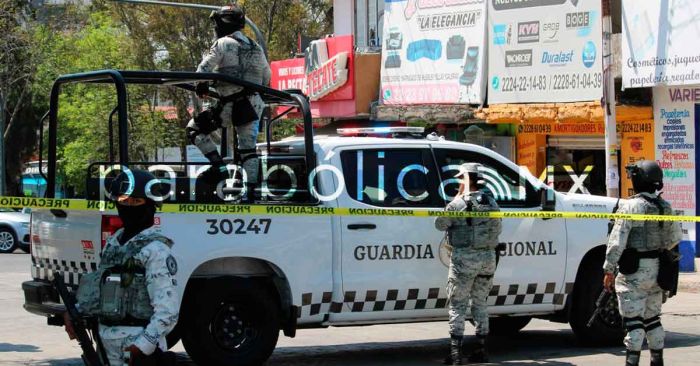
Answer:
181;280;280;366
570;258;624;345
489;316;531;335
0;228;17;254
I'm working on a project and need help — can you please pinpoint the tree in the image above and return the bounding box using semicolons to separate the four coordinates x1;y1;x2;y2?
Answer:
32;11;171;195
0;0;40;195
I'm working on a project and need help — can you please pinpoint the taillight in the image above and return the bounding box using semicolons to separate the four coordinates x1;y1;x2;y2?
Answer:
101;215;123;248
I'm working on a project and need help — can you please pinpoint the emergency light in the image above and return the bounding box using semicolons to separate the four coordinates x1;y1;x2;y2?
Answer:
336;127;425;136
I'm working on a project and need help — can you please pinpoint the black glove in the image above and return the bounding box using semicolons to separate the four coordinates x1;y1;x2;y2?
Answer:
195;81;210;98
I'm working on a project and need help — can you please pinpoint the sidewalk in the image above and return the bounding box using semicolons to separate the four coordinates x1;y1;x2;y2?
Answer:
678;258;700;293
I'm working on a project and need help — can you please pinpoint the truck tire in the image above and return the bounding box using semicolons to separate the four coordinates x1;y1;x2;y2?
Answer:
0;228;18;254
181;280;280;366
569;258;624;345
489;316;531;335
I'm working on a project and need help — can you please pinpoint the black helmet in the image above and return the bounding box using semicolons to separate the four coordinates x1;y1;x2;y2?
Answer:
210;4;245;38
109;168;166;207
626;160;663;193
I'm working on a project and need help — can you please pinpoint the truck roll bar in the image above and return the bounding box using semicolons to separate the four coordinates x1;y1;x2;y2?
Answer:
45;70;314;199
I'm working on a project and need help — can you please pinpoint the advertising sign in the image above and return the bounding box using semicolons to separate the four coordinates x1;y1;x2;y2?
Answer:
270;35;354;102
619;120;655;198
653;86;697;262
270;35;356;117
488;0;603;103
622;1;700;88
380;0;487;105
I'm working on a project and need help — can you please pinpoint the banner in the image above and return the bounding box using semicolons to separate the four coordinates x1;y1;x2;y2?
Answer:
488;0;603;103
380;0;487;105
653;86;696;262
622;1;700;88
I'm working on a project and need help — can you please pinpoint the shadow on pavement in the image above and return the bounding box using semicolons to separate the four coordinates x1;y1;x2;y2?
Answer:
25;359;82;366
20;329;700;365
0;343;40;353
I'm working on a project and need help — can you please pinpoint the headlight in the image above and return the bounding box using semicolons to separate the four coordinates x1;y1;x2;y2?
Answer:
22;222;30;229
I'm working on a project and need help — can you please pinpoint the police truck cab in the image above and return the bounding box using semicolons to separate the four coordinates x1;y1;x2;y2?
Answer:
23;70;622;366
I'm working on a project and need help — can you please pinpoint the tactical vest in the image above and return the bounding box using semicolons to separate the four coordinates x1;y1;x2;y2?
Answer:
626;194;673;252
76;230;173;324
227;33;267;86
448;191;501;250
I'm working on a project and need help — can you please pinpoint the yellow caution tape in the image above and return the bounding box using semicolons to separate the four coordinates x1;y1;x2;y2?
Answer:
0;196;696;222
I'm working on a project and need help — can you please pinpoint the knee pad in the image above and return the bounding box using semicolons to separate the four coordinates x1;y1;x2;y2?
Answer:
624;317;645;332
644;316;662;332
194;109;222;134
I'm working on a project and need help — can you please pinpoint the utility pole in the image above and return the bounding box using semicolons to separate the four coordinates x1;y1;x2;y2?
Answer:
602;0;619;198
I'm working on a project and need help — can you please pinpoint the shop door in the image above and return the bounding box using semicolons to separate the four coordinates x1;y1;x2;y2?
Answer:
547;136;608;195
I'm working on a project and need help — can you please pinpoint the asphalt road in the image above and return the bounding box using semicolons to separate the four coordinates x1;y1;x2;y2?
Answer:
2;252;699;366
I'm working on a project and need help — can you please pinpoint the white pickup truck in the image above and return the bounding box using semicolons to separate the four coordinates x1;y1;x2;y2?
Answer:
23;70;622;366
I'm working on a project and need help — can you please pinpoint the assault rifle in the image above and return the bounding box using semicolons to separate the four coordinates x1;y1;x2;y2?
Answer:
52;274;105;366
587;288;614;328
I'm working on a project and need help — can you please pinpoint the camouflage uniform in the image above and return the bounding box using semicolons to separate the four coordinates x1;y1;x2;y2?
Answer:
190;30;271;183
80;228;179;366
604;192;682;352
435;191;502;337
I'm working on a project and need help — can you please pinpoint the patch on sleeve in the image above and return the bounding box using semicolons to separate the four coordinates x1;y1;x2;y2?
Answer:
166;255;178;276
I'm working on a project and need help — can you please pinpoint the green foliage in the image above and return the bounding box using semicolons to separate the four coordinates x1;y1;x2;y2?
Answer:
33;12;169;195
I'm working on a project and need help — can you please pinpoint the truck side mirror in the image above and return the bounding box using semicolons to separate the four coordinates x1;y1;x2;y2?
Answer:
540;187;555;211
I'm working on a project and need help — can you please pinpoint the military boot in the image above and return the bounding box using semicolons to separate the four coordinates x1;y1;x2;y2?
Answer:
625;349;640;366
467;335;488;363
444;334;462;365
650;349;663;366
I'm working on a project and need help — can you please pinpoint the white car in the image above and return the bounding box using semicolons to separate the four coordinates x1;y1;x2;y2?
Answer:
23;71;623;366
0;207;30;253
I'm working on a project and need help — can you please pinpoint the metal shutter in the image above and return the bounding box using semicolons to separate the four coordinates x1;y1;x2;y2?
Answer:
547;135;606;150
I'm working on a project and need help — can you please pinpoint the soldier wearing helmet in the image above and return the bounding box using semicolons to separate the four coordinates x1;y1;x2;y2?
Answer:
604;160;682;366
64;169;179;365
435;163;502;365
186;3;271;202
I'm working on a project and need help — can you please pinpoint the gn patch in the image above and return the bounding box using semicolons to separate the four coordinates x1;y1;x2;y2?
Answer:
166;255;178;275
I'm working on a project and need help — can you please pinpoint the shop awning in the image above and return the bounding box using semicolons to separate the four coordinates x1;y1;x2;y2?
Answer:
372;104;477;123
475;102;651;124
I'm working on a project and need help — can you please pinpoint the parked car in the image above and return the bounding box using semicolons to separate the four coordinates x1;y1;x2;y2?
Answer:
0;207;30;253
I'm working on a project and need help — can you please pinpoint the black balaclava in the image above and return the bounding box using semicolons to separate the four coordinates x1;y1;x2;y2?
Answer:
117;202;156;244
215;21;243;39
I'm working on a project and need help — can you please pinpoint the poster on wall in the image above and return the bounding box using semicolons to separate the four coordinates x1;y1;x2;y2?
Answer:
488;0;603;104
380;0;487;105
618;120;655;198
653;86;696;257
622;1;700;88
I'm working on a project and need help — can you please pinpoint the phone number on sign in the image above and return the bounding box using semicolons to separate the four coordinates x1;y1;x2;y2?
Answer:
500;72;602;93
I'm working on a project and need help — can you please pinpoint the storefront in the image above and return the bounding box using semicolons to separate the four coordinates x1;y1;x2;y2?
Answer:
477;103;654;197
621;2;700;267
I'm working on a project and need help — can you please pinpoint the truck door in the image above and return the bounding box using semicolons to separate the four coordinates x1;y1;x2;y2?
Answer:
432;148;569;314
331;146;450;322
